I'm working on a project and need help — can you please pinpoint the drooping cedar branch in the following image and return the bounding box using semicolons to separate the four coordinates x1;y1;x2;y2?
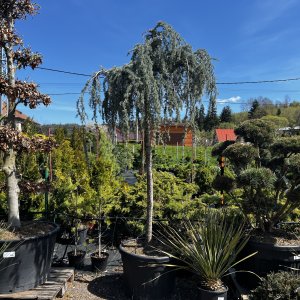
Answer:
78;21;217;242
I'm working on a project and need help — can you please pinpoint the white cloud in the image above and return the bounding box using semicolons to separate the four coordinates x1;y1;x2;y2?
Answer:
217;96;241;104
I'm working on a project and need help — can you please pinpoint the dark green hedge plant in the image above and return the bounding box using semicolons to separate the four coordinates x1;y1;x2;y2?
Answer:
249;271;300;300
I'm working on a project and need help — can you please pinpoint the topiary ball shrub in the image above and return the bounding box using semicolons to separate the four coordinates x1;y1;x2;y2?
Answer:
249;271;300;300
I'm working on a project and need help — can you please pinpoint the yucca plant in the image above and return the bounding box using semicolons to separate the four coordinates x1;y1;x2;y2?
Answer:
156;209;257;291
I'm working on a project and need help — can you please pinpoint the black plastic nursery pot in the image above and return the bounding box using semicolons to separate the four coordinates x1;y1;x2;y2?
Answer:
90;251;109;272
0;222;59;294
237;238;300;287
67;250;86;269
119;242;176;300
198;285;228;300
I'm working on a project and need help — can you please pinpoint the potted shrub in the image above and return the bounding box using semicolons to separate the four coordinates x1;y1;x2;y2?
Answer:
249;271;300;299
212;119;300;278
78;21;217;299
155;209;256;300
0;0;59;294
88;127;120;272
67;186;87;269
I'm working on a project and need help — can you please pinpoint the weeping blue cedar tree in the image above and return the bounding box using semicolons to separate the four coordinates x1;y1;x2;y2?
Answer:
77;21;217;243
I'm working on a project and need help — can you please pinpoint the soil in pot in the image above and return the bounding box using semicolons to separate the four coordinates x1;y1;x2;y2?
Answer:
67;250;86;269
90;251;109;272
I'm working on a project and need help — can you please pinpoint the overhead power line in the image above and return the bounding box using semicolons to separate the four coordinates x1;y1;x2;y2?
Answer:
36;66;300;85
37;67;91;77
217;77;300;85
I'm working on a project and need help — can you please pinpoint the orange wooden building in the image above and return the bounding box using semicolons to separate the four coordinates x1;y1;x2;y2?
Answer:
160;124;193;146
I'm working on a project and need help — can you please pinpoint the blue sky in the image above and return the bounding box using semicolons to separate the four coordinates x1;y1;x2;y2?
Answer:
11;0;300;124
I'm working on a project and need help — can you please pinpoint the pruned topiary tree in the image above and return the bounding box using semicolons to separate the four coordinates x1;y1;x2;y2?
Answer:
78;21;217;242
212;119;300;232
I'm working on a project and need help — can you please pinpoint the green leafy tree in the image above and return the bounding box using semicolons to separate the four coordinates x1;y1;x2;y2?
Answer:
205;97;219;131
219;105;232;123
70;126;84;151
51;141;95;218
261;115;289;128
54;126;68;145
110;171;200;235
89;128;120;254
78;22;217;242
195;104;206;131
248;99;267;119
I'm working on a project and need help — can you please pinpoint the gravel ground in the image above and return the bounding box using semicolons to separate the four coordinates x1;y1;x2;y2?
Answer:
53;243;240;299
58;271;206;300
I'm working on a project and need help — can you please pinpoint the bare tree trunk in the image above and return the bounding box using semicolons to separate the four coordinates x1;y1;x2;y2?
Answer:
3;150;20;228
3;17;20;228
144;124;153;244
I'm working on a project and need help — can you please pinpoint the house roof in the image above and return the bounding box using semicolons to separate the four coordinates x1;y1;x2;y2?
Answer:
1;102;31;121
215;128;237;142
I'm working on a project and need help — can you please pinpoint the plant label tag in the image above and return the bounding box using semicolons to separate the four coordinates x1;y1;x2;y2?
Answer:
293;255;300;260
3;251;15;258
218;298;224;300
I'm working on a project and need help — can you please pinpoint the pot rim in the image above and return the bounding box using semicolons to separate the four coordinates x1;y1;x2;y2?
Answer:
0;221;60;243
119;242;171;263
249;238;300;250
90;251;110;258
67;250;86;256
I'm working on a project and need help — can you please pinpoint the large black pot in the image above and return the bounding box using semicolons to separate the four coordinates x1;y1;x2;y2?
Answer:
0;222;59;294
237;238;300;287
119;242;176;300
198;285;228;300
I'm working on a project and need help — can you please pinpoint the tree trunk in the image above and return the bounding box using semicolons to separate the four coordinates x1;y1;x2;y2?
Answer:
144;125;153;244
3;150;20;228
3;17;20;228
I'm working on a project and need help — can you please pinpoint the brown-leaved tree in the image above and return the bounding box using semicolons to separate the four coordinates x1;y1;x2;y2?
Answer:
0;0;55;228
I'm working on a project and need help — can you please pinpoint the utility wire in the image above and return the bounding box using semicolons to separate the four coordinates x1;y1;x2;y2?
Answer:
217;77;300;85
36;66;300;85
36;67;91;77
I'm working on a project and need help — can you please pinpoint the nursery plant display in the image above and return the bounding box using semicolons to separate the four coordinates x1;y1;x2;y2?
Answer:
212;119;300;277
78;20;217;299
0;0;59;293
249;271;300;300
155;209;256;300
78;21;217;244
89;128;120;272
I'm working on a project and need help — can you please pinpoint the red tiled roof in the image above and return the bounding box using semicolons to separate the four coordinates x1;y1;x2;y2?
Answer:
1;102;30;121
215;129;237;142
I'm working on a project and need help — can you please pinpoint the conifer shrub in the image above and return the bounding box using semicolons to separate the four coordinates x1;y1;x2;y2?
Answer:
249;271;300;300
